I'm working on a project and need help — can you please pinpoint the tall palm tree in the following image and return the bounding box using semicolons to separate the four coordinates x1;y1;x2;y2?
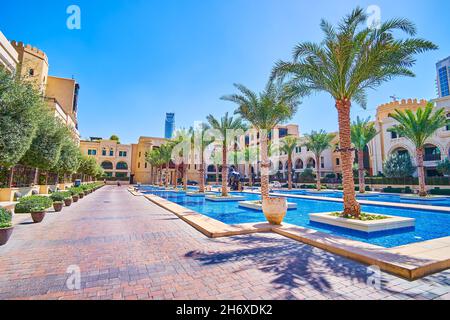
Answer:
271;7;437;217
280;136;299;190
351;117;378;194
206;113;246;197
243;145;258;188
304;130;335;191
194;123;214;193
146;148;161;185
173;128;194;191
210;145;222;185
221;80;300;200
158;143;174;188
388;103;448;197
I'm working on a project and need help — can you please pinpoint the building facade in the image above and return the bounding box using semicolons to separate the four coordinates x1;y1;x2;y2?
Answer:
367;99;450;177
80;138;133;179
437;56;450;98
0;31;19;73
131;136;169;184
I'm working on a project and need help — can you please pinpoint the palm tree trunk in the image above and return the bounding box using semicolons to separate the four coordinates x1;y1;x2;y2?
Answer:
215;166;219;185
248;163;253;187
260;130;270;200
165;163;170;187
287;156;293;190
337;100;361;217
199;156;205;193
222;144;228;197
358;149;366;194
174;164;179;189
183;164;188;191
316;155;322;191
416;148;427;197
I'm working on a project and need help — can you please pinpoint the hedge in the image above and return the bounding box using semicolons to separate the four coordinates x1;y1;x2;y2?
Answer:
0;208;12;228
14;196;53;214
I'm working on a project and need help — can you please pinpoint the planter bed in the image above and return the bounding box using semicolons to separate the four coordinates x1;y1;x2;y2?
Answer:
205;195;246;202
399;195;448;202
309;212;415;233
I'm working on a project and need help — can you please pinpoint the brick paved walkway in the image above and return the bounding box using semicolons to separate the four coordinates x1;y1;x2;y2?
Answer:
0;186;448;300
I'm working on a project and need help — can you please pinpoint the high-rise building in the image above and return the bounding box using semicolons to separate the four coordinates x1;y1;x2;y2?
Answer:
165;113;175;139
437;56;450;98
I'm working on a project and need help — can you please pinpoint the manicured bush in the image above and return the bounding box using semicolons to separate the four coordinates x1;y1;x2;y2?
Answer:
429;188;450;196
0;208;12;228
382;186;413;194
50;192;71;202
14;196;53;214
68;187;83;196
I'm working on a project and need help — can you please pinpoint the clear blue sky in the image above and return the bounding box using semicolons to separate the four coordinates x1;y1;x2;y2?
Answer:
1;0;449;144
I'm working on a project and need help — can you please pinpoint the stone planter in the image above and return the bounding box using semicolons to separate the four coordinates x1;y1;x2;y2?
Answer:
79;192;85;199
64;198;73;207
31;211;46;223
53;202;63;212
262;197;288;225
72;195;79;203
0;227;14;246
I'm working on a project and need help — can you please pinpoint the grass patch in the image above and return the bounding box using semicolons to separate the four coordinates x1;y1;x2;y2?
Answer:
331;212;389;221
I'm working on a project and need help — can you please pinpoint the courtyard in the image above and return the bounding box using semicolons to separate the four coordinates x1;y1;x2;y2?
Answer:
0;186;448;300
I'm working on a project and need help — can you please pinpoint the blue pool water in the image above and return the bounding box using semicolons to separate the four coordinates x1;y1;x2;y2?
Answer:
275;190;450;207
139;187;450;248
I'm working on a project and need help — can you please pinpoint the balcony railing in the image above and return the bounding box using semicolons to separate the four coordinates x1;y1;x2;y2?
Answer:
424;154;442;162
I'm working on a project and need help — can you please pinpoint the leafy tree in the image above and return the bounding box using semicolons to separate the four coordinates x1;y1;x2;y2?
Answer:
53;138;82;183
78;156;98;181
206;113;246;197
158;143;174;188
383;153;416;178
0;68;42;186
272;6;437;217
351;117;378;193
221;80;300;199
304;130;335;191
193;123;214;193
437;159;450;176
146;148;164;186
280;136;299;190
389;103;448;196
110;135;120;144
20;111;68;184
172;127;194;190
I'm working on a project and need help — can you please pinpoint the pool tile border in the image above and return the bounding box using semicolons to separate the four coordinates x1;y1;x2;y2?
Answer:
136;189;450;281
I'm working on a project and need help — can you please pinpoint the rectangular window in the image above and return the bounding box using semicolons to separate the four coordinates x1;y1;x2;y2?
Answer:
391;131;398;139
88;149;97;156
139;152;142;157
109;149;114;156
336;158;340;166
138;162;141;169
321;157;325;169
102;149;106;156
119;151;127;157
145;162;148;169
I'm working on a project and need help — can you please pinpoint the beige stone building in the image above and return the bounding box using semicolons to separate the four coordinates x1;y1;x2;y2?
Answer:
367;98;450;177
80;138;133;179
131;136;169;184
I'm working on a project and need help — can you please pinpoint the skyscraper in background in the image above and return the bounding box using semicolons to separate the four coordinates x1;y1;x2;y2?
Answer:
436;56;450;98
165;113;175;139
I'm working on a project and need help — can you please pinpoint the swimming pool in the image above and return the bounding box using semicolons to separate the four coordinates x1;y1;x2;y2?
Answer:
275;189;450;207
140;187;450;248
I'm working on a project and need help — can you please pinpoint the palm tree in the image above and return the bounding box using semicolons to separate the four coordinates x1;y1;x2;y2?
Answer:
194;123;214;193
351;117;378;194
280;136;299;190
221;80;300;200
243;145;258;188
271;7;437;217
304;130;335;191
206;113;246;197
388;103;448;197
210;145;222;185
146;148;163;186
159;143;174;188
173;128;194;191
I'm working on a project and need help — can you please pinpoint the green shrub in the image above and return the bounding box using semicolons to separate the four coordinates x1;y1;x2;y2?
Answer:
68;187;83;196
382;186;413;194
430;188;450;196
14;196;53;214
50;192;71;202
0;208;12;228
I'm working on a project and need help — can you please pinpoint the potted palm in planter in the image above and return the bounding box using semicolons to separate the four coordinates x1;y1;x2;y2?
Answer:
221;80;300;225
0;208;13;246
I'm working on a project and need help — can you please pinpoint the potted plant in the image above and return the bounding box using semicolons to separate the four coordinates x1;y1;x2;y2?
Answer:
14;196;53;223
63;192;73;207
0;208;13;246
262;197;288;225
68;187;82;202
50;192;66;212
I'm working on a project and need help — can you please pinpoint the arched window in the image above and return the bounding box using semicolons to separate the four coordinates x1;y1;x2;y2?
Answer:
307;158;316;169
278;161;283;171
207;165;216;173
101;161;113;170
424;144;441;161
116;162;128;170
295;159;304;170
